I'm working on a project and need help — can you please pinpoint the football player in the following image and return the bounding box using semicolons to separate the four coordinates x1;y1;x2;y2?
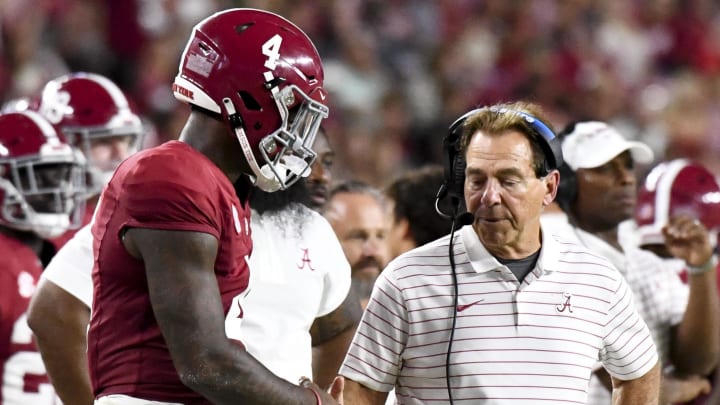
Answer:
36;72;145;248
634;159;720;404
0;110;86;404
80;8;338;405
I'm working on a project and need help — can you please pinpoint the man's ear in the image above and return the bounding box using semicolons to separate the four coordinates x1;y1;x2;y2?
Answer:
543;170;560;207
396;217;411;241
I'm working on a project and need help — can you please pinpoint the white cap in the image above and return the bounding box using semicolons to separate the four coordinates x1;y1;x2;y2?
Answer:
561;121;654;171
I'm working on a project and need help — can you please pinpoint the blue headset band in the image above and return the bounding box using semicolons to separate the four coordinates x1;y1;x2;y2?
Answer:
487;106;557;143
451;107;556;143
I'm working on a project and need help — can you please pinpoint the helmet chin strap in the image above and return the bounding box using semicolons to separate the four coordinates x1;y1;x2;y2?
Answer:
233;125;283;193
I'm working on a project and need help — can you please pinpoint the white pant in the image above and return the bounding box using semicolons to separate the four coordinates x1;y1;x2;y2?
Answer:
95;395;182;405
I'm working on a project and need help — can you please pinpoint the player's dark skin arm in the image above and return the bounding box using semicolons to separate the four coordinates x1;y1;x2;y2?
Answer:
665;217;720;375
312;281;363;388
27;279;93;405
124;227;337;405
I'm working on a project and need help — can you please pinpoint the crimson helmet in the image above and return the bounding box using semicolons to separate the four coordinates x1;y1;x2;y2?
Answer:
173;8;329;192
1;96;40;113
0;111;87;238
635;159;720;246
37;72;144;196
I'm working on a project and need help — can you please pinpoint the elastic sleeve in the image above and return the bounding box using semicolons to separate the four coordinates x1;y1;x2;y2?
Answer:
339;267;408;392
41;224;94;307
600;274;659;380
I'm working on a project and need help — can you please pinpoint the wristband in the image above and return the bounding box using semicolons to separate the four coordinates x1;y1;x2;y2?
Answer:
687;254;719;275
305;385;322;405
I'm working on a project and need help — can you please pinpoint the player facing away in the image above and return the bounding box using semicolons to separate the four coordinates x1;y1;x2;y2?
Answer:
0;110;86;404
86;8;339;405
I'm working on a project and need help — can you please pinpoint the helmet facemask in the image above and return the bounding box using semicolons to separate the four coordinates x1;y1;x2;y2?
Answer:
0;153;87;238
61;113;144;197
231;84;329;192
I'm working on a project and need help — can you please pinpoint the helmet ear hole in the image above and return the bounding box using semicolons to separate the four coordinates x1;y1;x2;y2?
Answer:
235;22;254;33
239;91;262;111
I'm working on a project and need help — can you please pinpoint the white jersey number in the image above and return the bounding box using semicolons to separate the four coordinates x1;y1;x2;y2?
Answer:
3;313;56;404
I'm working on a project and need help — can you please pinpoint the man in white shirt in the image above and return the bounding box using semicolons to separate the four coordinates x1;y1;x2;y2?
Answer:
340;102;660;404
551;121;720;404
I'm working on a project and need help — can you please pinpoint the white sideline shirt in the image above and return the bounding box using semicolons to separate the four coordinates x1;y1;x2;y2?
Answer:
569;223;688;405
41;204;351;385
243;204;351;383
42;224;94;307
340;225;658;404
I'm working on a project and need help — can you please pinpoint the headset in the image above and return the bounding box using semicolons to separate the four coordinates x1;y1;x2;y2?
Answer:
553;121;580;214
435;106;562;403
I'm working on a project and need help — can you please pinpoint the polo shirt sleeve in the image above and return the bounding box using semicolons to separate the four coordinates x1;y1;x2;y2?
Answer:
600;274;659;381
339;266;408;392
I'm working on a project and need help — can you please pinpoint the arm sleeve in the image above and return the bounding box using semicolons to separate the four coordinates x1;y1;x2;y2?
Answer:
600;274;659;381
41;224;94;307
339;267;408;392
315;216;351;317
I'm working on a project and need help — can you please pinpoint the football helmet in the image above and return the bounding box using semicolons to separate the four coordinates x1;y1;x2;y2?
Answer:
635;159;720;246
37;72;144;196
173;8;329;192
0;111;87;238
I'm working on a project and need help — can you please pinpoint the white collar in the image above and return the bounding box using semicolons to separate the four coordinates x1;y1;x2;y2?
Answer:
461;224;563;274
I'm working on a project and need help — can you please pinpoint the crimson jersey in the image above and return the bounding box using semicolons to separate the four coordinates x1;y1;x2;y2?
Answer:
88;141;252;404
0;233;55;404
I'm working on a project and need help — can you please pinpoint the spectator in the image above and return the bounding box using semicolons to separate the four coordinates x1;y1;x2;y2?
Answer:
553;121;719;404
340;102;660;404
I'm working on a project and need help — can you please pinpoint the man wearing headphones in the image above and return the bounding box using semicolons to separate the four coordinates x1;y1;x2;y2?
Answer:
339;102;660;404
552;121;720;404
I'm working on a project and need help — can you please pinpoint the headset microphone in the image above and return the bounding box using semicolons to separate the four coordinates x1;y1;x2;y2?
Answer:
456;212;474;226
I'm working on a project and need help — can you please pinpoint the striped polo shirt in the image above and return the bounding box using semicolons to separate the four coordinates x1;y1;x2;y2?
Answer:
340;225;658;404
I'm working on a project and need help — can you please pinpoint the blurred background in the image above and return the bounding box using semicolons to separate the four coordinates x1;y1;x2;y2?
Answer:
3;0;720;187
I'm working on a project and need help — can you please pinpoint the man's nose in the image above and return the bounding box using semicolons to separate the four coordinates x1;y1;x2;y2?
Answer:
480;179;502;206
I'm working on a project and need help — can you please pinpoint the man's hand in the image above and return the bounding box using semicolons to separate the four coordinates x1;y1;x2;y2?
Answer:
663;216;714;267
661;374;711;403
300;376;344;404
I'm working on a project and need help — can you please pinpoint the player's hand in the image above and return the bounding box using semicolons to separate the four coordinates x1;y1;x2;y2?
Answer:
663;216;714;267
661;374;711;403
300;376;344;405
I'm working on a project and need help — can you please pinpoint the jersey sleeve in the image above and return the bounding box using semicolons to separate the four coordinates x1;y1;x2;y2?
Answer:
600;274;659;380
119;151;222;238
339;266;408;392
41;224;94;308
314;215;351;317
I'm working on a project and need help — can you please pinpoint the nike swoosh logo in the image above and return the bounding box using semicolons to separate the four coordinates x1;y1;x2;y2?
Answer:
457;299;485;312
